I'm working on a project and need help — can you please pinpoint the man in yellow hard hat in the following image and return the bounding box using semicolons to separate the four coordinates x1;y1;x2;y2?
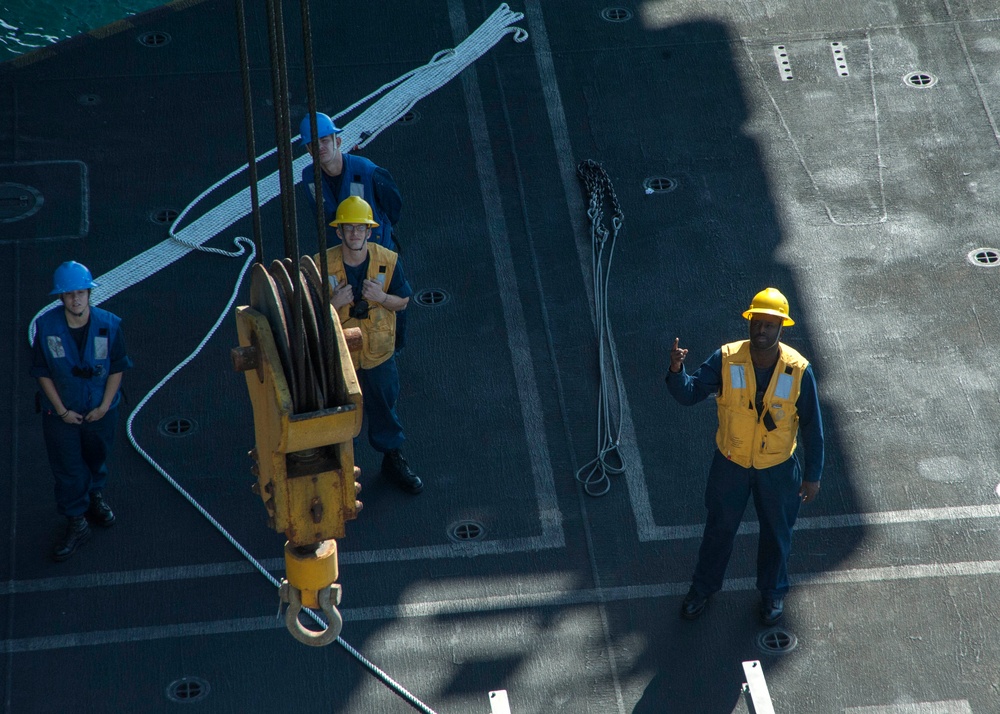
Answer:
299;113;409;353
665;287;823;625
316;197;422;494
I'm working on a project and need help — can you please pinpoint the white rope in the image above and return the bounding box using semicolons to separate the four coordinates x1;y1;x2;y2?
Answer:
26;3;527;346
575;161;627;497
21;7;527;707
123;236;272;581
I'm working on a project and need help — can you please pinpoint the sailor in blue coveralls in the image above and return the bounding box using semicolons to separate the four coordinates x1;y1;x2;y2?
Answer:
315;197;423;495
299;112;409;352
665;288;823;626
31;262;132;561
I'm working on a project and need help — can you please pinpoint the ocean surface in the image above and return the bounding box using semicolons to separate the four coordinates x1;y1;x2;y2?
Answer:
1;0;165;61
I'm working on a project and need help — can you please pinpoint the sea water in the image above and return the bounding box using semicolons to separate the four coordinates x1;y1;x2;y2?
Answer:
1;0;165;62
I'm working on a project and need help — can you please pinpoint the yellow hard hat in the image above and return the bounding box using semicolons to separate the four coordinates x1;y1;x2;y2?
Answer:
742;287;795;326
329;196;380;228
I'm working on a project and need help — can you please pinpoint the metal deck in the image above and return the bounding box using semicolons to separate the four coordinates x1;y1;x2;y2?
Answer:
3;0;1000;712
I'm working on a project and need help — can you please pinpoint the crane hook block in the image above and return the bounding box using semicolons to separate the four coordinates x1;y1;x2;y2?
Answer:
280;539;342;646
233;261;364;546
234;260;364;647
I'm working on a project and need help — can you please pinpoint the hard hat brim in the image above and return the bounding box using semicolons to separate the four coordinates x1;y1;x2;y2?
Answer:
329;219;380;228
742;308;794;326
300;126;343;146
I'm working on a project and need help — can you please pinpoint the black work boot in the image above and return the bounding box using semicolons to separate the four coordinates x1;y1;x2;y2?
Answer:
53;516;91;562
680;587;710;620
86;491;116;527
382;449;423;494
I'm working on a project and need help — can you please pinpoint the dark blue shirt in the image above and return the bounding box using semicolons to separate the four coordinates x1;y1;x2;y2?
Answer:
322;166;402;225
342;254;412;304
666;346;824;481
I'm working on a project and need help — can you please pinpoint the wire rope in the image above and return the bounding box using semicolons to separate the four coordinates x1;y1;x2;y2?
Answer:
123;232;440;713
574;160;627;497
26;3;527;347
26;7;528;712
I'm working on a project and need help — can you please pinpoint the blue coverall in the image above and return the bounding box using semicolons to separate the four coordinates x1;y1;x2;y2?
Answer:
31;306;132;517
666;348;824;598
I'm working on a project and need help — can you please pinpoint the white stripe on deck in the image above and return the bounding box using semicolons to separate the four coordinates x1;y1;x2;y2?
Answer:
3;503;998;595
844;701;972;713
4;558;1000;652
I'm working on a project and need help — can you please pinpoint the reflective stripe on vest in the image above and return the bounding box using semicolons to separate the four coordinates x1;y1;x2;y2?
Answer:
319;242;398;370
36;306;122;413
715;340;808;469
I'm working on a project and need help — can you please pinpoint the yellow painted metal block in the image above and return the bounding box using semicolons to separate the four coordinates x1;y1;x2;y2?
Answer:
235;306;362;546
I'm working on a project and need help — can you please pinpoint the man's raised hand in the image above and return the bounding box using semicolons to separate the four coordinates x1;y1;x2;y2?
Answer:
670;337;688;374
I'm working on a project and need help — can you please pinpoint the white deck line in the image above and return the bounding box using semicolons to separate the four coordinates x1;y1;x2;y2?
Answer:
4;558;1000;653
3;503;997;596
446;0;564;550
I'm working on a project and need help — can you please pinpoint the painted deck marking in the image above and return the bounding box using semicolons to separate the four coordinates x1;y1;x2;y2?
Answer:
5;559;1000;652
831;41;849;77
447;0;564;551
844;700;972;713
773;44;794;81
4;503;999;595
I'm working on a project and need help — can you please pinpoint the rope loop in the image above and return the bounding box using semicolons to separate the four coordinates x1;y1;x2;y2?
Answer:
430;48;456;63
574;160;628;496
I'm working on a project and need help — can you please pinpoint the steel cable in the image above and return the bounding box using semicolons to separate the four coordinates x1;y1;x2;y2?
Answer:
574;160;627;497
122;233;439;713
233;0;263;261
27;3;526;346
298;0;337;407
26;8;527;711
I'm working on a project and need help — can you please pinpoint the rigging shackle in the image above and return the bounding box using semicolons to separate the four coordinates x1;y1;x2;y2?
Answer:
279;579;343;647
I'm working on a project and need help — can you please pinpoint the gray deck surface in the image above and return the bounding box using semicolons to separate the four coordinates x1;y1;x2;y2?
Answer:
2;0;1000;712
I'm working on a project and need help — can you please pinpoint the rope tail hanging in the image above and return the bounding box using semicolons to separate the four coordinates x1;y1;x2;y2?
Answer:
575;160;627;497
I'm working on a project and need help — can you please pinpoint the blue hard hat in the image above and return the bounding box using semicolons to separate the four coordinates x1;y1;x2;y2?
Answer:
50;261;99;295
299;113;342;145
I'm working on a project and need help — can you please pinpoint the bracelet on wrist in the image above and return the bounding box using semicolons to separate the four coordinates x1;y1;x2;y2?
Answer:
58;410;68;417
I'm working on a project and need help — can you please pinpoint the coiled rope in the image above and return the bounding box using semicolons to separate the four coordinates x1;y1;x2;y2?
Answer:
25;6;530;712
574;160;627;497
26;3;528;344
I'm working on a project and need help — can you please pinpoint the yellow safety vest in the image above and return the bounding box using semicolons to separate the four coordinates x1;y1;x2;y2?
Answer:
715;340;808;469
318;242;398;370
